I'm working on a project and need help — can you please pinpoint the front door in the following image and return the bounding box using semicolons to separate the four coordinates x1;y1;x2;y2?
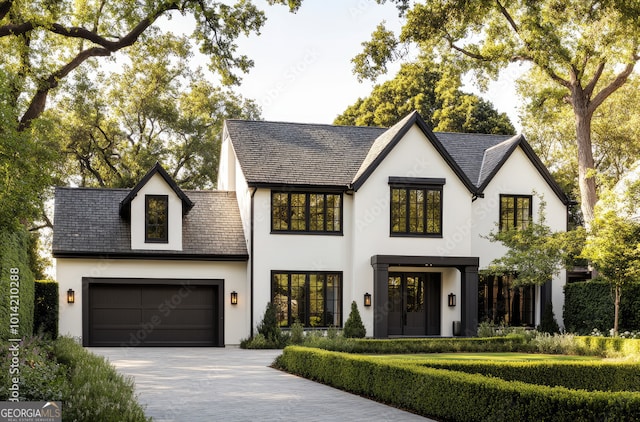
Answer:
388;273;441;336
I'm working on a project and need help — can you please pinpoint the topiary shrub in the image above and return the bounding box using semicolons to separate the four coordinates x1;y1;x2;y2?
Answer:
539;302;560;334
242;302;289;348
343;301;366;338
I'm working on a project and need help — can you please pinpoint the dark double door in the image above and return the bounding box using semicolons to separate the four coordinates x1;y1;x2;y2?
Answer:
388;272;441;336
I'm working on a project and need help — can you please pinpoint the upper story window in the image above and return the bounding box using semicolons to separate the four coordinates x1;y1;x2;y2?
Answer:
389;177;444;237
500;194;532;231
145;195;168;243
271;192;342;234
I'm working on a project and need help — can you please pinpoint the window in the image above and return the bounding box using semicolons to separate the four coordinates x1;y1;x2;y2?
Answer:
478;274;535;327
271;192;342;233
390;178;443;236
271;272;342;328
145;195;168;243
500;195;532;231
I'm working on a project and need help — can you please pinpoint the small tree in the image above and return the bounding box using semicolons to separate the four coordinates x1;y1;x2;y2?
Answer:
343;301;366;338
256;302;281;343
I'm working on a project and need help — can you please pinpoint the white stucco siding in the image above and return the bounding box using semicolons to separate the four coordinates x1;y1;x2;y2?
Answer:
471;146;568;327
130;173;183;251
251;189;352;326
217;133;236;192
57;258;249;345
351;125;475;335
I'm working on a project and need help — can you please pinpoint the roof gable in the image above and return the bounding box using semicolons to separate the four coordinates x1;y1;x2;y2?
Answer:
119;162;194;218
351;111;477;193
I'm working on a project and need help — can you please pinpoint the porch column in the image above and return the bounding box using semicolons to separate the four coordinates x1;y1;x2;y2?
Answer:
372;261;389;339
461;265;478;336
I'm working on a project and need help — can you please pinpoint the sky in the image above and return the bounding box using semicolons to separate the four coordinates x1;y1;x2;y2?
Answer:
165;0;523;128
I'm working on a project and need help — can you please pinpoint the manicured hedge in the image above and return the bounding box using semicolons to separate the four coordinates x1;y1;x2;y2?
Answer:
575;336;640;358
34;280;58;339
565;280;640;334
0;228;34;339
419;360;640;392
276;346;640;421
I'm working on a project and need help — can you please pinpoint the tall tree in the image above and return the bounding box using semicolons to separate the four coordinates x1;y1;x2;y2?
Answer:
335;57;514;134
355;0;640;225
54;33;260;189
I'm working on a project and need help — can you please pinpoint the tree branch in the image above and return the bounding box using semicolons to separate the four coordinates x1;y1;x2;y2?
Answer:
583;61;605;99
0;0;14;21
589;62;637;114
495;0;519;34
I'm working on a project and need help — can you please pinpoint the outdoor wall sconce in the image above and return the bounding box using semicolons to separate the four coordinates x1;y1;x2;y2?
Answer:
448;293;456;307
230;291;238;305
364;292;372;307
67;289;75;304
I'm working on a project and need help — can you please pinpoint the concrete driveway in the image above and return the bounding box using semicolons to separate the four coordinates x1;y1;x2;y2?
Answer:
92;347;432;421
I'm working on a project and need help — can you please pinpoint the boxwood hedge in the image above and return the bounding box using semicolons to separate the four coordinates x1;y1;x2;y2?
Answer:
275;346;640;421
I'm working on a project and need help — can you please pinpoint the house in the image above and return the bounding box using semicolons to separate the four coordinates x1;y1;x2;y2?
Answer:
53;111;569;346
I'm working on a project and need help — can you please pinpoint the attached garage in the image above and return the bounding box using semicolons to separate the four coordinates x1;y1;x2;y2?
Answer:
83;278;225;347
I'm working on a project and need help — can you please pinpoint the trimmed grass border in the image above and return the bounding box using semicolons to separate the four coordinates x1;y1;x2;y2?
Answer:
275;346;640;421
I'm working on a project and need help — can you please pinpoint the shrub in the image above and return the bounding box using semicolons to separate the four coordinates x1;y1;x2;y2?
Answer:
34;280;58;339
539;302;560;334
275;346;640;421
242;302;289;349
343;301;366;338
290;321;305;345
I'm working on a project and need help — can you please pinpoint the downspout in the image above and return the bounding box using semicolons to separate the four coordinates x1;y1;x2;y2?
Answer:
250;186;257;338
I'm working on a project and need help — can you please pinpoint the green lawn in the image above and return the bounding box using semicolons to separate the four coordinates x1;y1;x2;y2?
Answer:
369;352;600;362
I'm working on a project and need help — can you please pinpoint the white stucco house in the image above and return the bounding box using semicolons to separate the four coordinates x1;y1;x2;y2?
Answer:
53;111;569;346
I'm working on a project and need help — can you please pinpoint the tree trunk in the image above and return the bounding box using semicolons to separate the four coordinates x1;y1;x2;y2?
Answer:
614;283;621;336
572;92;597;227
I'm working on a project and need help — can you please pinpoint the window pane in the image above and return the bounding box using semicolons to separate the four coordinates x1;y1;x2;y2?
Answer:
500;196;515;231
272;274;290;327
427;190;441;234
290;194;307;231
516;197;531;229
272;193;289;231
391;188;407;233
308;274;324;327
290;274;306;324
408;189;425;233
146;196;168;242
326;194;341;232
326;274;341;326
388;276;402;312
309;194;324;231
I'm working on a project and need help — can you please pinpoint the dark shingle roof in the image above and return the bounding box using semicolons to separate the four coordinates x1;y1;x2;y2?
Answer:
53;187;248;259
225;112;568;203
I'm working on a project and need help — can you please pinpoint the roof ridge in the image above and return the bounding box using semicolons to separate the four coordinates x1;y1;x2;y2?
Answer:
483;134;521;152
435;131;515;138
226;118;387;130
55;186;130;191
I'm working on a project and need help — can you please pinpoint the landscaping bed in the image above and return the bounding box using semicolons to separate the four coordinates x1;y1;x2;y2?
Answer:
274;337;640;421
0;337;149;421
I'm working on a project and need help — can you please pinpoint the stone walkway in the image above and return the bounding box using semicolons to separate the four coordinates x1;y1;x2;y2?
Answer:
92;347;433;421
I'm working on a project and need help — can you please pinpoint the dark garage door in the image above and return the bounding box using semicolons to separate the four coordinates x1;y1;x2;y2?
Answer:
87;283;220;347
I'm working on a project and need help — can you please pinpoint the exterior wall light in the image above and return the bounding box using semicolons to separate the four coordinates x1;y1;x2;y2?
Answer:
448;293;456;307
67;289;75;304
364;292;372;307
230;291;238;305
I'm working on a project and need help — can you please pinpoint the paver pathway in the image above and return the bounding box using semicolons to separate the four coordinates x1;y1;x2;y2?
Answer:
92;347;433;421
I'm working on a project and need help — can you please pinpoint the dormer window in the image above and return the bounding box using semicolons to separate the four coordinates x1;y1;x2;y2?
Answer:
145;195;168;243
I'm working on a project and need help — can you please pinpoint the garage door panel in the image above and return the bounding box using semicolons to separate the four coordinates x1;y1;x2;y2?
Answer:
88;282;220;347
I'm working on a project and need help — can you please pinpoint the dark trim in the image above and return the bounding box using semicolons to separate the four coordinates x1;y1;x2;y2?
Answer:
371;255;478;338
270;270;343;328
53;251;249;261
477;136;570;205
82;277;225;347
145;194;169;243
499;194;533;231
119;162;194;219
389;186;443;237
271;191;344;235
351;111;478;194
388;177;446;187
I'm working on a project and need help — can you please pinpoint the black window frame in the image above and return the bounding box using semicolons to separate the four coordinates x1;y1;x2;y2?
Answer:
271;191;343;235
271;271;343;328
389;177;444;237
499;194;533;231
478;273;536;327
145;195;169;243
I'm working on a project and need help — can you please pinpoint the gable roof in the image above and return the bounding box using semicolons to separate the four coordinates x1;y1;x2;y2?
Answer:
225;112;568;204
53;187;248;260
119;162;194;219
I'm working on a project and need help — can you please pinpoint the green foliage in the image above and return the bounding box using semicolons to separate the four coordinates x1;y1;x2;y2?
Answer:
336;57;514;135
289;321;305;345
485;197;585;287
539;302;560;334
0;228;35;339
34;280;58;339
53;337;149;421
343;301;366;338
242;302;289;349
276;346;640;421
